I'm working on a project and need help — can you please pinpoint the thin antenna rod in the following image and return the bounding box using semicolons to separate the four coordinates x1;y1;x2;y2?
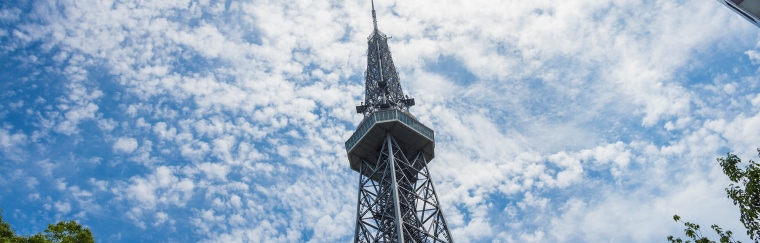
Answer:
371;0;378;30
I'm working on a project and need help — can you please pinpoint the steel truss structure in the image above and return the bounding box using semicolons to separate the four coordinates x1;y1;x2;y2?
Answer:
354;134;452;243
346;1;453;242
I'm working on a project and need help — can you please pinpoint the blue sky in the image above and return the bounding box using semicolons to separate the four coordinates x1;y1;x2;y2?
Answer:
1;0;760;242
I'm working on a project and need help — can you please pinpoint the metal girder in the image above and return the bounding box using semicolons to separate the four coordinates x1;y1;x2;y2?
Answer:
353;133;453;243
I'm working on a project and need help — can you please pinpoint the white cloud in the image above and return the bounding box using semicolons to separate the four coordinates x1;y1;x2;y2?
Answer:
54;201;71;214
0;128;26;150
88;178;108;191
113;137;139;154
154;212;170;226
747;50;760;65
546;169;742;242
122;166;195;211
0;8;21;22
226;195;241;209
752;94;760;107
197;162;230;181
126;177;157;207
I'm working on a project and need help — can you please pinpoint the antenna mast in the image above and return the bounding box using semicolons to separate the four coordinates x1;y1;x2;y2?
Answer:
371;0;378;30
354;0;416;115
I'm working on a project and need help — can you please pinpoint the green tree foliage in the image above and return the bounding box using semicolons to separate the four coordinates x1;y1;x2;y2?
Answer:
1;209;27;243
668;149;760;243
0;209;94;243
721;150;760;241
667;215;739;243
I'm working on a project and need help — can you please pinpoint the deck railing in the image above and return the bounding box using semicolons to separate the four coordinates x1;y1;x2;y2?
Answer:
345;109;434;151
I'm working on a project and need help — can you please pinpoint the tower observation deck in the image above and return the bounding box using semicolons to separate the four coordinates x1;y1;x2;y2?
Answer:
345;1;454;242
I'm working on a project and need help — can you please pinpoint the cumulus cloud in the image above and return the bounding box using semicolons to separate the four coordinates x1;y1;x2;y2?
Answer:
747;50;760;65
0;128;26;150
113;137;139;154
54;201;71;214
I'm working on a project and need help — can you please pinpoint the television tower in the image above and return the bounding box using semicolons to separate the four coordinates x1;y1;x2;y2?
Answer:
345;1;454;242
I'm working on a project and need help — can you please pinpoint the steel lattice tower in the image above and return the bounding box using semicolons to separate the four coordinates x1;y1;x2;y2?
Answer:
345;1;454;242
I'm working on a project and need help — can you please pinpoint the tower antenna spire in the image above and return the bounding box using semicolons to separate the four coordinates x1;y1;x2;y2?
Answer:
371;0;378;30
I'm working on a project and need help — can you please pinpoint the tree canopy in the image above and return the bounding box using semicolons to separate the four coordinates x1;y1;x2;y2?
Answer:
0;209;94;243
668;149;760;243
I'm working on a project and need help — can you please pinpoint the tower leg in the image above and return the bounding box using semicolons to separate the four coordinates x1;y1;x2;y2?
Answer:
410;152;453;242
353;133;453;243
